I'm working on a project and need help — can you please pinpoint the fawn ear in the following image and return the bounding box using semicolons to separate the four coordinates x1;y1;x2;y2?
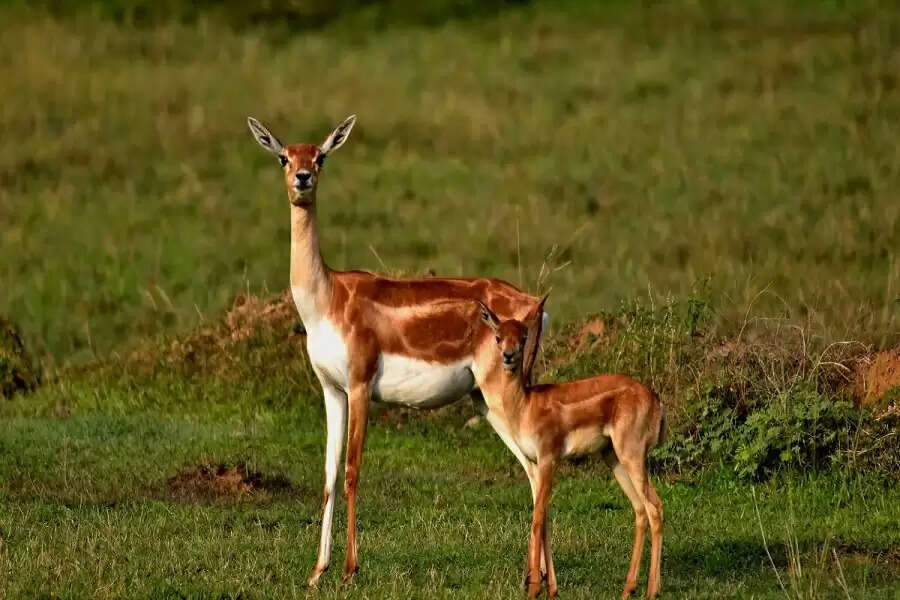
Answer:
477;301;500;332
522;293;549;385
247;117;284;156
320;114;356;156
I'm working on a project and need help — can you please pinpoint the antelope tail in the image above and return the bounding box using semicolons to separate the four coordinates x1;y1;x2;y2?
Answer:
655;401;667;446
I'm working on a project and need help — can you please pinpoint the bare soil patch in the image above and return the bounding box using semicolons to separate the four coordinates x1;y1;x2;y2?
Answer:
165;463;298;503
854;349;900;405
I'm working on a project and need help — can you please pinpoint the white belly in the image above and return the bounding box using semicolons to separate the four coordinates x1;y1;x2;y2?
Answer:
373;354;475;408
563;425;607;457
304;318;473;408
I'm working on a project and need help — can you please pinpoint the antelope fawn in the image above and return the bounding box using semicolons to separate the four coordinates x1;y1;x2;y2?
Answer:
474;300;665;599
246;116;547;585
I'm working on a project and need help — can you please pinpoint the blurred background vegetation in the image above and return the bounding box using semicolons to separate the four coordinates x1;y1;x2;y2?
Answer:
1;0;898;366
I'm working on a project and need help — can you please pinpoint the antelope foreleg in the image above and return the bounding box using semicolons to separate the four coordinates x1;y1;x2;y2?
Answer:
308;384;347;587
342;383;370;581
527;457;556;599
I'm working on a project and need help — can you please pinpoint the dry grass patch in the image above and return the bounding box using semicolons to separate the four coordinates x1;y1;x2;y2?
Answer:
164;463;298;503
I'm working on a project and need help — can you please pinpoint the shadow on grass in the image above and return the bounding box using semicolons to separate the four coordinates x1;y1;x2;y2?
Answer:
666;538;787;577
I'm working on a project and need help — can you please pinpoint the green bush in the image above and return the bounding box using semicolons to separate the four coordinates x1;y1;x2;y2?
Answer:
732;389;859;480
651;384;745;473
653;383;892;482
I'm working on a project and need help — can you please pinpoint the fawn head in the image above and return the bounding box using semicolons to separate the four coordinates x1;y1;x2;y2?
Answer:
247;115;356;207
478;296;547;374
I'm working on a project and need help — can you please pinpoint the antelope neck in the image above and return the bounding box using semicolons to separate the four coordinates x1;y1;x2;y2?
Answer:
290;202;332;323
483;367;529;422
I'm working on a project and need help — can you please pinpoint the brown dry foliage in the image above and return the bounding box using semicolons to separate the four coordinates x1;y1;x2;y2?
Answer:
74;290;306;381
0;316;41;398
545;310;893;416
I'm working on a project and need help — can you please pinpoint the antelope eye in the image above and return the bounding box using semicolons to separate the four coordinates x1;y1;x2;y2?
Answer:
495;335;500;344
315;153;326;167
279;155;288;167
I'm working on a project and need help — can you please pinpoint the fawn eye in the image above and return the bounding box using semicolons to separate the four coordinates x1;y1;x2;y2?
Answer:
495;335;500;344
279;155;288;167
315;153;326;167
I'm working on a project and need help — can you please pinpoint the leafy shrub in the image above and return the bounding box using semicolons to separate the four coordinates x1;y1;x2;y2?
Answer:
732;389;859;480
652;383;893;482
651;384;745;473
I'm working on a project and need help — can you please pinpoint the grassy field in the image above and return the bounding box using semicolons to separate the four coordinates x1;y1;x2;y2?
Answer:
1;1;899;598
2;373;899;599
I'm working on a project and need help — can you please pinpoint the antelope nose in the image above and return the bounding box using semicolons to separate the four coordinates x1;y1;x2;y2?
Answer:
502;351;515;362
296;170;312;183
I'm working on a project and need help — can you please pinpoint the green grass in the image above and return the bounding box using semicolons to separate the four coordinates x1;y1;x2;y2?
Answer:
2;1;899;365
2;381;898;599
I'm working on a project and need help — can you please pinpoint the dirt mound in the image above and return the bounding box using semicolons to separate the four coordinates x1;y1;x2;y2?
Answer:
165;463;296;503
854;349;900;405
543;317;610;368
222;291;300;342
0;317;40;398
98;290;304;379
167;290;301;363
570;317;608;352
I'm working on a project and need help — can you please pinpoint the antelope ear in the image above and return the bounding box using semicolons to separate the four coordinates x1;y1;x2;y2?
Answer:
536;293;549;315
247;117;284;156
521;293;549;386
320;114;356;155
477;301;500;332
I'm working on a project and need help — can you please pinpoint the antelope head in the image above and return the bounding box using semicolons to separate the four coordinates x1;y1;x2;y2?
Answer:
247;115;356;207
478;296;547;375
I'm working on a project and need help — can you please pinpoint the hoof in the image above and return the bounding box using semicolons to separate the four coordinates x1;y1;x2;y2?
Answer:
341;565;359;585
523;570;547;591
307;565;328;587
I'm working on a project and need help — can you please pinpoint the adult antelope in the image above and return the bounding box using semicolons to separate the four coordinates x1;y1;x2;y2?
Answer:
247;115;546;585
474;300;665;599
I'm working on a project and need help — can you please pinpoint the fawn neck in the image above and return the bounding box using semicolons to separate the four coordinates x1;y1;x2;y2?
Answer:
483;365;530;425
290;203;332;323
